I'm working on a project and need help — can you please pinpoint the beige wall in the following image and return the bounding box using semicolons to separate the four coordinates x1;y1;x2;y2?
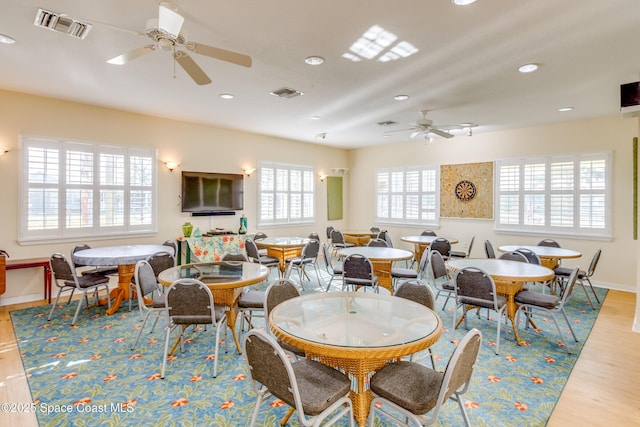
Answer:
347;116;638;295
0;90;348;303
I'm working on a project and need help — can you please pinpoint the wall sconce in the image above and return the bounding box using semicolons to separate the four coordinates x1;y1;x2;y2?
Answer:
243;167;256;177
163;160;181;172
0;149;8;157
318;174;326;182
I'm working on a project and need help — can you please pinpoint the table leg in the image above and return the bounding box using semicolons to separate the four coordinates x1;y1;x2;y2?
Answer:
371;260;393;293
494;280;524;344
106;264;135;315
226;305;243;355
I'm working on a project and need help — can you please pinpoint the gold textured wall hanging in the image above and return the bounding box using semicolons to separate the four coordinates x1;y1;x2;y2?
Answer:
441;162;493;219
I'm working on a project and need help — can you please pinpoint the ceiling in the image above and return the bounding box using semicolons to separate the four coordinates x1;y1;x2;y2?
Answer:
1;0;639;149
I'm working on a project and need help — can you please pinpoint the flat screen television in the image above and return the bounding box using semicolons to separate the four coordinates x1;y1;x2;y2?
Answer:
181;171;244;213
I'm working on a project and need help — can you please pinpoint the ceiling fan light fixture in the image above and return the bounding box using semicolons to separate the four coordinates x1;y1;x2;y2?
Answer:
0;34;15;44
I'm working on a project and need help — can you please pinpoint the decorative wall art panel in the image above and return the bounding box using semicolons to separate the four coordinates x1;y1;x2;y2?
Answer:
441;162;493;219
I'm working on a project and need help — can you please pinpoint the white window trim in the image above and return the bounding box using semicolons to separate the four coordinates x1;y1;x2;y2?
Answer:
494;151;611;239
257;161;315;227
375;165;440;227
19;135;157;244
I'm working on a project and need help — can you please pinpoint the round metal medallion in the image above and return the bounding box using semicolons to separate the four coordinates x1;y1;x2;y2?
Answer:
455;180;476;201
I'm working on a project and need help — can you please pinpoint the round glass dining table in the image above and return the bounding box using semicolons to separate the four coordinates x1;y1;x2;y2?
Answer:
270;291;442;427
255;237;311;272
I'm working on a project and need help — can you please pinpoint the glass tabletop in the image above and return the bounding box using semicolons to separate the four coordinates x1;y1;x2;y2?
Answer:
158;261;268;287
270;292;440;348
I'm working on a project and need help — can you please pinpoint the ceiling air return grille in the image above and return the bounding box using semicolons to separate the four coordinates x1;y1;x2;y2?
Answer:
269;87;304;99
377;120;398;127
34;8;92;40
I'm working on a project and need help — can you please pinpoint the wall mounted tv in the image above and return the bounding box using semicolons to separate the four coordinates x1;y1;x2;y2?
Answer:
181;171;244;214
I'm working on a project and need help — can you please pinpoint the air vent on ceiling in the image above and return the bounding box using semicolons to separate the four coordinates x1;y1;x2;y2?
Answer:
34;8;92;40
377;120;398;126
269;87;304;99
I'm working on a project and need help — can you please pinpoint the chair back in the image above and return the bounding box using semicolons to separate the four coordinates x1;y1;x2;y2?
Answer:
308;232;320;241
326;226;334;240
430;238;451;259
147;251;175;277
394;279;435;309
50;253;77;282
222;253;249;262
330;229;346;245
537;239;561;248
162;240;178;257
559;267;581;307
244;329;298;408
165;279;215;324
135;260;160;300
343;254;375;285
586;249;602;277
370;226;380;233
420;230;437;236
515;248;541;265
71;244;91;268
428;250;449;281
245;239;260;261
301;239;320;260
367;238;388;247
484;240;496;258
439;328;482;405
455;267;500;310
499;251;528;262
254;232;268;241
466;236;475;257
417;248;430;279
264;279;300;319
377;230;393;247
321;243;334;270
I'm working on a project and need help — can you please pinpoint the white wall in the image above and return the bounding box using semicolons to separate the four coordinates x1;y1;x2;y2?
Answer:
347;115;638;294
0;90;348;304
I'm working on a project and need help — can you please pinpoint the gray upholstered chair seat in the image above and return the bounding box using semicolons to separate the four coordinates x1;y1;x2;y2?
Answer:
391;267;418;279
370;361;443;414
171;305;225;325
441;280;455;291
554;266;586;278
515;291;559;309
238;290;265;309
292;359;351;415
65;275;109;288
458;294;506;310
150;294;166;308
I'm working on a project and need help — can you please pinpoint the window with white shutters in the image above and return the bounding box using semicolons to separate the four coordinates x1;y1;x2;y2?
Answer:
375;165;439;226
495;152;610;238
20;136;156;242
258;162;315;226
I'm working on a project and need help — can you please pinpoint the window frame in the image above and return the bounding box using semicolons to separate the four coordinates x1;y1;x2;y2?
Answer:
257;161;316;227
494;151;611;239
375;165;440;227
19;135;157;243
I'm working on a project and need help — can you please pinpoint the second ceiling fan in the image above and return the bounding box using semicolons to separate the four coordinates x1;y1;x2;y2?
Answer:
386;110;460;140
104;1;252;85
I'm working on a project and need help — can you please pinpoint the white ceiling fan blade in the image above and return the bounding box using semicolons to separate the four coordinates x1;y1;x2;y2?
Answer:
410;131;421;139
384;127;414;134
430;128;455;139
107;45;156;65
159;1;184;37
174;50;212;85
187;42;252;67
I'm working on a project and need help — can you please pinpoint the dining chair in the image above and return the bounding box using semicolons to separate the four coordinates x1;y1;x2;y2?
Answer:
129;251;175;311
71;244;118;277
429;238;451;260
449;236;475;259
308;232;320;241
243;329;354;427
391;248;429;289
264;278;306;357
161;239;178;260
515;267;580;352
366;238;388;247
330;229;355;257
514;247;541;265
370;226;381;234
253;232;269;256
484;240;496;259
321;243;343;291
453;266;506;355
420;230;437;236
342;254;379;293
130;260;168;350
498;250;528;263
393;279;436;368
368;328;482;427
161;278;227;378
48;253;111;326
221;253;263;333
245;239;281;278
377;229;394;248
284;239;321;286
537;239;561;248
554;249;602;309
427;250;455;310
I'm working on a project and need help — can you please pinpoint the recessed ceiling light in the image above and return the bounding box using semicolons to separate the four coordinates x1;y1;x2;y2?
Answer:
305;56;325;65
558;107;573;112
0;33;15;44
518;63;539;73
310;116;321;120
219;93;234;99
452;0;477;5
394;94;409;101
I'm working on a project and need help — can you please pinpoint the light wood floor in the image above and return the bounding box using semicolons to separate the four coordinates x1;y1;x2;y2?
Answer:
1;291;638;426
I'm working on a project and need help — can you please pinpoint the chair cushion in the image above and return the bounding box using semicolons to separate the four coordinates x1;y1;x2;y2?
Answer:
171;305;226;324
370;360;443;414
238;291;265;309
391;267;418;279
259;255;281;265
151;294;165;308
292;359;351;416
68;275;109;289
449;250;466;258
515;290;560;309
554;266;587;278
459;294;506;310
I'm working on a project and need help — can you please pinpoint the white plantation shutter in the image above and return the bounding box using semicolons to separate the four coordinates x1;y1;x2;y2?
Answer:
20;136;156;242
375;165;439;226
495;152;611;238
258;162;315;226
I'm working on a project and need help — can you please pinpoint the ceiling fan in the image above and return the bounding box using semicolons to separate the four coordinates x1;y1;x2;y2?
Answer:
386;110;460;140
102;1;252;85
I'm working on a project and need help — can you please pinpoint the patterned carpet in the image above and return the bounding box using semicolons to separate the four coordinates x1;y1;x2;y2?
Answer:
11;271;606;427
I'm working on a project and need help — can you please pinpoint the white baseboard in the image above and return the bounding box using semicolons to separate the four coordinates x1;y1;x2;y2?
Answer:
0;293;44;306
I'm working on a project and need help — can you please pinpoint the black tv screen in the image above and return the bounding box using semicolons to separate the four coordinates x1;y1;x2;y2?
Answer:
181;171;244;213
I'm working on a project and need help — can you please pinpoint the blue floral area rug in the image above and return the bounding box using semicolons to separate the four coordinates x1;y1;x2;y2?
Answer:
11;278;606;427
